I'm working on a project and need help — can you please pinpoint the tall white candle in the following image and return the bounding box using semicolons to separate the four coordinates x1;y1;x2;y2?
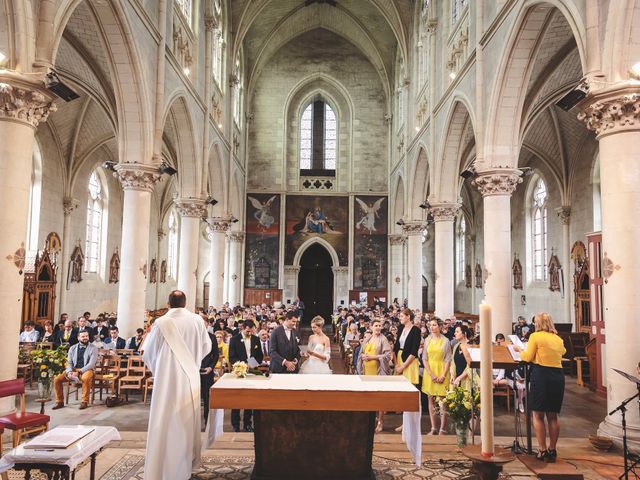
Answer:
479;300;495;457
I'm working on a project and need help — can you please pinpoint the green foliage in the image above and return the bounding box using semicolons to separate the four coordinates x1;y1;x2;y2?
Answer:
445;385;480;426
30;346;68;383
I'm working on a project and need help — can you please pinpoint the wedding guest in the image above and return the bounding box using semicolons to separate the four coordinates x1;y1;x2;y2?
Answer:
422;318;452;435
514;312;566;462
56;319;75;345
343;322;360;349
393;308;421;433
104;326;126;350
19;321;40;343
200;322;219;426
126;328;145;352
41;320;58;345
214;331;229;371
450;325;472;390
52;330;97;410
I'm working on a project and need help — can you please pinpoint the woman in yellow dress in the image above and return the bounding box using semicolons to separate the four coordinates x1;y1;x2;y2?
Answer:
422;318;452;435
358;318;392;432
214;331;229;372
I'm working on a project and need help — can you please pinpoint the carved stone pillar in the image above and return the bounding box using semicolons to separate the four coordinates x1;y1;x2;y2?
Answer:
175;199;207;309
115;164;161;338
389;234;407;306
473;169;522;336
331;265;350;307
431;203;460;319
0;77;56;414
402;221;426;310
284;265;301;304
555;206;572;324
58;197;78;315
207;217;230;308
226;231;245;306
578;87;640;447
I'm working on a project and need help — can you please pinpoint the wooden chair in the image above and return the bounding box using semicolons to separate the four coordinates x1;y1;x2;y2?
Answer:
143;375;154;405
17;343;38;388
118;357;147;401
93;355;121;402
493;384;512;413
64;373;95;406
0;379;50;447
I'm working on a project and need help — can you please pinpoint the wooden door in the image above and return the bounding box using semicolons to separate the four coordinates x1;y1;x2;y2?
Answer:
587;232;605;395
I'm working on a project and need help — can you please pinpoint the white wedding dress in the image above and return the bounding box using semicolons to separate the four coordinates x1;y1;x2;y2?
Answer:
299;341;332;374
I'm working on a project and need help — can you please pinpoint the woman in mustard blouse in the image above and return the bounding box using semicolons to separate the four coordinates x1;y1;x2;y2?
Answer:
515;312;566;463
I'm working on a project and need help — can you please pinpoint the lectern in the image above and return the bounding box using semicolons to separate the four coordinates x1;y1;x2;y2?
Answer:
210;373;419;480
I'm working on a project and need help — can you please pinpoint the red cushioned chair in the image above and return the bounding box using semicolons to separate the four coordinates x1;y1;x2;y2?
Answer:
0;379;49;447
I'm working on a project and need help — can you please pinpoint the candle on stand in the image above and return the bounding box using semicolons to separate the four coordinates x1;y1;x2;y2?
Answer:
479;300;494;457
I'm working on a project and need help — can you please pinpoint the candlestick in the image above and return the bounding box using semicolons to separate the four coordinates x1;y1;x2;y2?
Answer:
479;300;494;457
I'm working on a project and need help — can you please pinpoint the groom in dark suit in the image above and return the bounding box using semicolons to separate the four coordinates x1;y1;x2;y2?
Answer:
269;311;301;373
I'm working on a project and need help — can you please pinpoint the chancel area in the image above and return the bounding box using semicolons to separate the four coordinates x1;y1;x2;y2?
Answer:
1;0;640;479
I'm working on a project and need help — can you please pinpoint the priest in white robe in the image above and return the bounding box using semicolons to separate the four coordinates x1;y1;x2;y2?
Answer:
142;290;212;480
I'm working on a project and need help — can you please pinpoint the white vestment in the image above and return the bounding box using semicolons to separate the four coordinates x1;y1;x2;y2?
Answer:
142;308;211;480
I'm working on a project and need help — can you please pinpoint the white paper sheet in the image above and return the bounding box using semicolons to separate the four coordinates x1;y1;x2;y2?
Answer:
24;426;94;449
468;347;481;363
507;345;522;362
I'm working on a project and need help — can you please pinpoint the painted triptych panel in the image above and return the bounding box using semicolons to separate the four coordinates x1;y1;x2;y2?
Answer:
245;194;280;288
353;195;388;289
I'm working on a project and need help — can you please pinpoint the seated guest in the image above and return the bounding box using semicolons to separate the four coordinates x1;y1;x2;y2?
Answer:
104;326;126;350
514;312;566;462
93;317;109;342
75;317;93;342
41;320;58;345
19;321;40;342
57;319;75;345
126;328;145;352
214;331;229;370
343;322;360;349
513;315;535;341
52;331;97;410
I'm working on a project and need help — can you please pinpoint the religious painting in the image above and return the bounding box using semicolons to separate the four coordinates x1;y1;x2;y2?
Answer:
284;195;349;266
245;194;280;288
353;195;388;289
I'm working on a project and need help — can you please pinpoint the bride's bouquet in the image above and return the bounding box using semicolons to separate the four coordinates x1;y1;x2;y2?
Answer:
232;361;249;378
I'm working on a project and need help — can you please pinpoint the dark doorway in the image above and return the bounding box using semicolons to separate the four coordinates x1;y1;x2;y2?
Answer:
298;243;334;324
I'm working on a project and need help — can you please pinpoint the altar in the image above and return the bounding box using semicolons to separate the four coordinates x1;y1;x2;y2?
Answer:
209;373;419;480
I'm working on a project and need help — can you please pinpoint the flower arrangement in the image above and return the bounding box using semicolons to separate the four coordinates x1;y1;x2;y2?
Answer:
445;385;480;426
232;361;249;378
30;346;68;398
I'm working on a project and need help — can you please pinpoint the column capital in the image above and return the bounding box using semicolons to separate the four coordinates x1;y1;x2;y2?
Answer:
429;202;461;222
0;76;57;128
175;198;207;218
62;197;79;216
284;265;301;274
578;85;640;138
401;221;426;236
388;233;407;246
115;164;162;192
227;231;245;243
206;217;231;238
472;168;523;197
555;206;571;225
332;266;349;274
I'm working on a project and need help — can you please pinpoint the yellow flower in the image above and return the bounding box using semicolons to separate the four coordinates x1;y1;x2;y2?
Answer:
40;365;47;370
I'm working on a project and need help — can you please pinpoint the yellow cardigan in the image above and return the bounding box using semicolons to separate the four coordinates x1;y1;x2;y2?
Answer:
520;331;566;368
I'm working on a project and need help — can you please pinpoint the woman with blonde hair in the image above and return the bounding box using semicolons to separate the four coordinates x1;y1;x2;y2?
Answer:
358;318;393;432
421;317;452;435
300;316;332;374
514;312;566;462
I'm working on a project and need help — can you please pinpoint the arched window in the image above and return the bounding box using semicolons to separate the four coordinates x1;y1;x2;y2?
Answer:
175;0;192;26
167;210;178;279
457;216;466;283
27;143;42;251
532;178;548;281
85;171;103;273
299;100;337;172
451;0;468;24
213;29;225;89
233;55;243;127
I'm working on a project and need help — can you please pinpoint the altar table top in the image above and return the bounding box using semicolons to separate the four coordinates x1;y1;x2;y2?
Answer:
210;373;419;411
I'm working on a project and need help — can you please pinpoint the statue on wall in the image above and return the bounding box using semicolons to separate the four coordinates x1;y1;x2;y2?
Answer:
149;258;157;284
160;260;167;283
475;263;483;289
548;252;561;292
512;254;523;290
70;244;84;283
109;248;120;284
465;264;472;288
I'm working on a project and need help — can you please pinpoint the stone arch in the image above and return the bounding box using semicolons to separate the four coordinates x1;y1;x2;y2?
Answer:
408;145;430;219
435;98;475;203
162;93;199;198
49;0;153;165
484;0;587;168
293;236;339;268
207;142;227;217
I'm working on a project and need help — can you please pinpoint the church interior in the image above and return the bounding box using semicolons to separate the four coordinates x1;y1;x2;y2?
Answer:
1;0;640;478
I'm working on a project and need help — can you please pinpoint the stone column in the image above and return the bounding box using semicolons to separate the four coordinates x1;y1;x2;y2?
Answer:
473;170;522;336
389;234;407;305
175;199;206;310
555;206;572;324
579;88;640;447
402;222;425;310
115;165;161;338
206;217;230;308
58;197;78;315
227;231;244;306
431;203;460;319
0;78;56;413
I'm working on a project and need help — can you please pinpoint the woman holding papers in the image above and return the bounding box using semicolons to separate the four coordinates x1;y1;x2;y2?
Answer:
514;313;566;463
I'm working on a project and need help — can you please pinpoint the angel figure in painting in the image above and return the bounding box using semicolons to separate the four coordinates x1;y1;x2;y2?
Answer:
355;197;385;234
248;195;277;230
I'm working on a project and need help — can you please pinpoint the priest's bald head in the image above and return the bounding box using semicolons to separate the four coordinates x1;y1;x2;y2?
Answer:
168;290;187;308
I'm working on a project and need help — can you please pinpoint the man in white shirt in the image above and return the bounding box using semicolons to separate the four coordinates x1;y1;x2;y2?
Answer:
258;330;270;365
19;321;40;342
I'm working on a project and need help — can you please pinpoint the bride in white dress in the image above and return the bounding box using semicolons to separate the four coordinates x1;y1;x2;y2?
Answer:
299;316;332;374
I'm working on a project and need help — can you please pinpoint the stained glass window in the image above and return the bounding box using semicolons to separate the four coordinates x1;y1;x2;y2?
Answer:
532;178;548;281
85;171;102;273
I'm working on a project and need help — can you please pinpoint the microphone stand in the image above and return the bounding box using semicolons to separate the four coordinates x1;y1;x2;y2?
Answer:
609;391;640;479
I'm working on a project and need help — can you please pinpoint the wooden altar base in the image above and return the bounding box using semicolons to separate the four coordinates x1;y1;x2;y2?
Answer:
252;410;376;480
518;453;584;479
461;445;514;480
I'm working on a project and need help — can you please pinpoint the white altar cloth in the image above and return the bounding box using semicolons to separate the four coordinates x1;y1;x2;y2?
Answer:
0;425;120;473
